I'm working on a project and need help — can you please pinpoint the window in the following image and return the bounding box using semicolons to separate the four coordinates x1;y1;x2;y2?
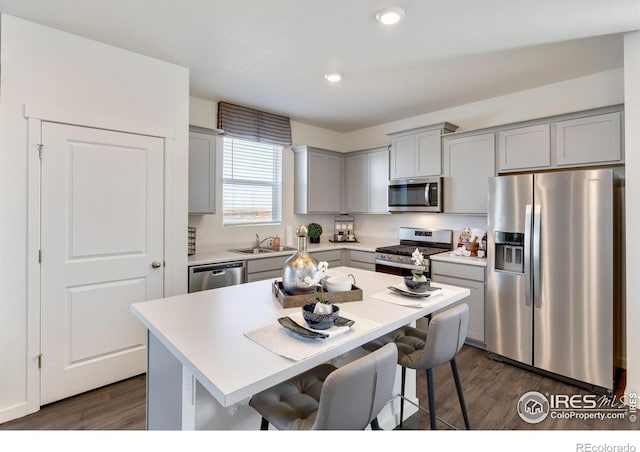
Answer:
222;137;282;225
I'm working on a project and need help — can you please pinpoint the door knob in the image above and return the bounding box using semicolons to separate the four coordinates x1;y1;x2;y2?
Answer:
151;261;162;269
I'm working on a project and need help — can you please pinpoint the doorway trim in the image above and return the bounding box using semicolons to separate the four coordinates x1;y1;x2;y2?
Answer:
25;109;180;415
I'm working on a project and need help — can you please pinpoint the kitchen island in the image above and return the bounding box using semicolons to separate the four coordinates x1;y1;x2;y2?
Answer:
131;267;470;430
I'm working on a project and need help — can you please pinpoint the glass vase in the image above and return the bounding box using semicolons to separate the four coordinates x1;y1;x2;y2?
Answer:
282;226;319;295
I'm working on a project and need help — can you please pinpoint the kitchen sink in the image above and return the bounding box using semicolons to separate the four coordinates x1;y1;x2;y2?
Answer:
229;246;296;254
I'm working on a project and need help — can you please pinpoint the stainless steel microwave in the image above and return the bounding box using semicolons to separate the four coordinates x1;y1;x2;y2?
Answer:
388;177;443;212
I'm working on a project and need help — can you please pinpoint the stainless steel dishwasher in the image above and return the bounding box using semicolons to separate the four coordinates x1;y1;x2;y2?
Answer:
188;261;246;293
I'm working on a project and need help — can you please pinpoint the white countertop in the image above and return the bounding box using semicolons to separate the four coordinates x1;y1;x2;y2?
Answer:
430;251;488;267
131;266;470;407
188;239;381;266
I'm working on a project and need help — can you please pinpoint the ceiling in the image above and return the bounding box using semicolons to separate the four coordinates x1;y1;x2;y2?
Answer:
0;0;639;132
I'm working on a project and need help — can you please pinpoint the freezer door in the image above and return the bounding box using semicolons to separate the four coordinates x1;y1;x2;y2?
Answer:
533;170;613;390
486;174;533;364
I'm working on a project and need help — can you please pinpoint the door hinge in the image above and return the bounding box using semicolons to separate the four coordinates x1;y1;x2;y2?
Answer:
37;144;43;159
37;353;42;369
38;249;42;264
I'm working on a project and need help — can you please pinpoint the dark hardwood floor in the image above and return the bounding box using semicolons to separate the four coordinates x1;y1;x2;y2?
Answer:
1;346;637;431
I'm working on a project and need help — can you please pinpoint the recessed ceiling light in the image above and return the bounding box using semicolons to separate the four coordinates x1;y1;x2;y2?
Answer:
324;72;343;83
376;7;405;25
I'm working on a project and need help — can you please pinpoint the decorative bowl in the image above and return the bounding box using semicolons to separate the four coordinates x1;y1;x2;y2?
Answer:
404;276;429;293
325;276;352;292
302;303;339;330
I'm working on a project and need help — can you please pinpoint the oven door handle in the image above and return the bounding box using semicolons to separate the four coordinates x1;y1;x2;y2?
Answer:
375;259;422;270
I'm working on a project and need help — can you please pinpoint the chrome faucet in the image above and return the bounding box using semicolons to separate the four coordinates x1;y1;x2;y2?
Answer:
255;234;274;248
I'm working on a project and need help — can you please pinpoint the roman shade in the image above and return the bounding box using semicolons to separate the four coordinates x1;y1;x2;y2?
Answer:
217;102;292;146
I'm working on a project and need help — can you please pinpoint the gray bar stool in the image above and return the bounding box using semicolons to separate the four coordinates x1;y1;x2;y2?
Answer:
249;342;398;430
362;303;470;430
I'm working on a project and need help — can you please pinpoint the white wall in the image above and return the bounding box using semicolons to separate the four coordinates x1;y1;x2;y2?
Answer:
190;68;624;251
343;68;624;150
188;96;345;251
0;14;189;422
623;31;640;400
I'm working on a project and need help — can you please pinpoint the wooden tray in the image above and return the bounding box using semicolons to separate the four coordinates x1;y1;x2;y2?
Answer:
272;281;363;308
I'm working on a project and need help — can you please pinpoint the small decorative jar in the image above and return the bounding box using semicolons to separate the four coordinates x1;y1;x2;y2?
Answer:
411;269;427;282
282;225;319;294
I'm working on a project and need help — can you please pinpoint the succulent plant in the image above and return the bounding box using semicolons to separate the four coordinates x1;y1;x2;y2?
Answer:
307;222;323;238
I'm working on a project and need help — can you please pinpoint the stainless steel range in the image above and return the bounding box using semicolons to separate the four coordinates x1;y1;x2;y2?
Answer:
375;227;454;277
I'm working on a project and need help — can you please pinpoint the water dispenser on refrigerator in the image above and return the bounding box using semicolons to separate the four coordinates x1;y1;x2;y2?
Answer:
493;231;525;273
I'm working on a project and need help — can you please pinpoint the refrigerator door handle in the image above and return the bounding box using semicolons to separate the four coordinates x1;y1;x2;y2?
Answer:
533;204;542;308
524;204;533;307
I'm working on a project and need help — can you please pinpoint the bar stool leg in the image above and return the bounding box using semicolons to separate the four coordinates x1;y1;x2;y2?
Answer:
399;366;406;428
426;368;436;430
450;358;470;430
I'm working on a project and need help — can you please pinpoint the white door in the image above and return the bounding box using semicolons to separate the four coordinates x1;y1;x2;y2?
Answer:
40;122;165;404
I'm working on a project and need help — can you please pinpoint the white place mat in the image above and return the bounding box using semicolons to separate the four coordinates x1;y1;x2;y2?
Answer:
244;309;380;362
287;311;351;338
370;286;443;308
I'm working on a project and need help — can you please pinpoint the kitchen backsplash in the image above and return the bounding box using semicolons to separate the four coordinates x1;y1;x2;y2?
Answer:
190;212;488;252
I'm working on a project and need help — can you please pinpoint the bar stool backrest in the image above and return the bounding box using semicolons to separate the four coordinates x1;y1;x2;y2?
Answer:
417;303;469;370
312;343;398;430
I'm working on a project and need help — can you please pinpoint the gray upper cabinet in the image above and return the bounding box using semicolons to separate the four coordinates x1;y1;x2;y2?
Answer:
443;133;495;214
294;146;343;214
346;147;389;214
495;107;623;174
367;147;390;213
554;111;622;166
345;153;367;213
497;124;550;171
388;123;458;179
188;127;219;215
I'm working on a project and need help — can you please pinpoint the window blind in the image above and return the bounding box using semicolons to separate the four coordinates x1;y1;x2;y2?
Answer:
223;137;282;225
217;101;292;146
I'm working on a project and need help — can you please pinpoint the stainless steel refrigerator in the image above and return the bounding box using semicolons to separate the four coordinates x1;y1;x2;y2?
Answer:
486;169;618;391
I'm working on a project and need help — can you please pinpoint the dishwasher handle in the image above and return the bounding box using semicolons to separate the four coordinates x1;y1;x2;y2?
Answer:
191;262;245;274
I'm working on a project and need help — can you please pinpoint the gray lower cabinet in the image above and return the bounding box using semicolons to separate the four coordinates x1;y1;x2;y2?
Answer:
246;255;290;282
345;249;375;271
188;127;219;214
430;260;486;348
442;133;495;214
245;249;344;282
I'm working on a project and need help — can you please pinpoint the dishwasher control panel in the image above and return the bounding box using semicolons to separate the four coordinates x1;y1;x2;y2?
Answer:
188;261;246;293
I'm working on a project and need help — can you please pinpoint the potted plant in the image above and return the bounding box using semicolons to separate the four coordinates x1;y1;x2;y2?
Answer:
301;261;338;329
307;222;323;243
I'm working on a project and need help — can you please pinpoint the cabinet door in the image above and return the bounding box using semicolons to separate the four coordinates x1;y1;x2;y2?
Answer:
416;129;442;176
497;124;550;172
307;151;326;212
367;149;389;213
324;154;343;212
346;154;367;213
555;112;621;166
443;133;495;214
188;131;216;214
431;274;485;345
390;135;415;179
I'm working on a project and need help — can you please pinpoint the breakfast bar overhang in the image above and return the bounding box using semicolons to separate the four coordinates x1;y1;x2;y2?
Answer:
131;267;470;430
